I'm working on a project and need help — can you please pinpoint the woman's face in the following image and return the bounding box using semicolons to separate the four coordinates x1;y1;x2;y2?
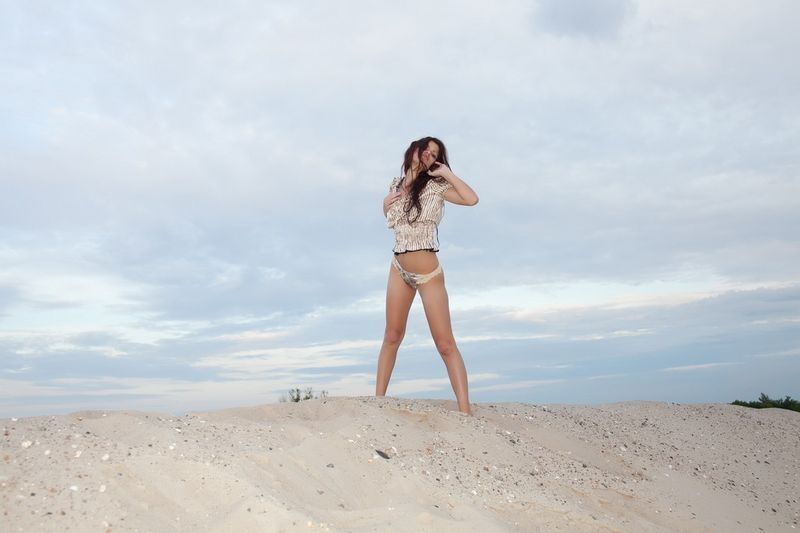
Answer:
413;140;440;170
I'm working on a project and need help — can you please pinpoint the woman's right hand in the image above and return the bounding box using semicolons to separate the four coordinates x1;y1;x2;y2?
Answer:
383;191;402;215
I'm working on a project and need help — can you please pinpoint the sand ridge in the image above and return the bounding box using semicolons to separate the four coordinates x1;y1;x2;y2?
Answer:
2;397;798;531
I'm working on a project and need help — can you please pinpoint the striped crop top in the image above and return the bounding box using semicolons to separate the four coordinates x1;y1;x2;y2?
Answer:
386;175;453;254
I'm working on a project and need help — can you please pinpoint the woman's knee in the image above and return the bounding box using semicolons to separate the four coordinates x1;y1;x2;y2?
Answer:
384;327;405;346
435;338;457;358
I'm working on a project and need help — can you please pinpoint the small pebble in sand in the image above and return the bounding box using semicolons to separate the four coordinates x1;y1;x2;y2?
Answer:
44;450;50;456
69;485;78;491
21;441;32;448
74;451;82;458
101;454;109;461
99;485;106;493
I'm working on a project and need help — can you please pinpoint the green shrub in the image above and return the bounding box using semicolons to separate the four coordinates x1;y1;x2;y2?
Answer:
731;393;800;412
278;387;329;403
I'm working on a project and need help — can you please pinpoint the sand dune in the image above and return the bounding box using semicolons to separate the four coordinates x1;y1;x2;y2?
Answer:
2;397;798;531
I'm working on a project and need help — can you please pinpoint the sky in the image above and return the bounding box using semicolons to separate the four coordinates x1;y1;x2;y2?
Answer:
1;0;799;418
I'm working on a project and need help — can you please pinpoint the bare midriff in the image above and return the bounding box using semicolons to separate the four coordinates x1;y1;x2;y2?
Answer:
394;249;440;275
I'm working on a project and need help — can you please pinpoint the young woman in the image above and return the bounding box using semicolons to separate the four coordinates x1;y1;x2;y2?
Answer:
375;136;479;415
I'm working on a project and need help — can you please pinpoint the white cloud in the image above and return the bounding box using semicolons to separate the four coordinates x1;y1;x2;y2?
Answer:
386;373;501;395
750;348;800;359
192;339;380;375
659;362;743;372
2;366;32;374
0;376;297;417
586;373;629;380
472;379;566;393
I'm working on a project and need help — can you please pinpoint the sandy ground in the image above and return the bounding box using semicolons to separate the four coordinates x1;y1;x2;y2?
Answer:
2;397;798;532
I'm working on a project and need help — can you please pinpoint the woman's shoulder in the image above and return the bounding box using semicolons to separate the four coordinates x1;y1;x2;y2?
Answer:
425;177;453;194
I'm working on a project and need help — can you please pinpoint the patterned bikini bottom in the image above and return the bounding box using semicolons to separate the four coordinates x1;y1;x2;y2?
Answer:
392;256;443;289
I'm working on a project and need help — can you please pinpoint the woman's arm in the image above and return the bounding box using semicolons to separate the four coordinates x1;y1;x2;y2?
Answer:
430;165;479;206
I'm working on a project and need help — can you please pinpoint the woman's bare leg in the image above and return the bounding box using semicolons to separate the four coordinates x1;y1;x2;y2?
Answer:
417;273;472;415
376;263;416;396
